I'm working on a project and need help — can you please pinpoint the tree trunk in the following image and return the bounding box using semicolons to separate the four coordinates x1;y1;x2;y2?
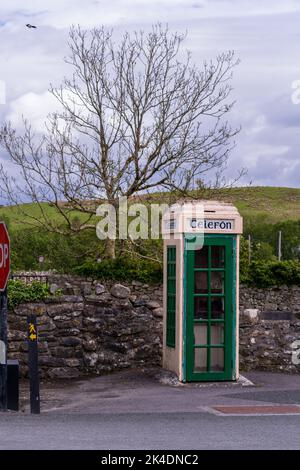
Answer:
105;238;116;259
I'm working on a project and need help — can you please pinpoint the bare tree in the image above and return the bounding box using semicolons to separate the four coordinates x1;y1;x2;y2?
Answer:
0;24;240;258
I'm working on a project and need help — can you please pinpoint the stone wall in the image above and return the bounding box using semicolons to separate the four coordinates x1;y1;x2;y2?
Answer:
240;285;300;314
7;274;300;377
8;277;163;379
239;286;300;373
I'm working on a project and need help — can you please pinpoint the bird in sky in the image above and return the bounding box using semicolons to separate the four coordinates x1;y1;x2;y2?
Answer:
26;24;37;29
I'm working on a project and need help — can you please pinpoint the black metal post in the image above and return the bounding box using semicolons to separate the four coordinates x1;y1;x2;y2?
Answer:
27;314;40;414
0;287;8;411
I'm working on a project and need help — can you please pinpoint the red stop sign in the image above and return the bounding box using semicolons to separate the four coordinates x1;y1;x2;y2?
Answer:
0;222;10;291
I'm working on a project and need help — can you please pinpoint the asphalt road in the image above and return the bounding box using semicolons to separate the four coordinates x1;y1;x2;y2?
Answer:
0;370;299;450
0;411;299;450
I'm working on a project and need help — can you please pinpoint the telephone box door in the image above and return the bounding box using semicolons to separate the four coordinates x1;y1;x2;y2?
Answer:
185;236;235;381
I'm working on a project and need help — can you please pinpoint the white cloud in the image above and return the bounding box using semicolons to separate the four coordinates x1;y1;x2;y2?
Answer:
2;1;300;30
245;115;267;135
7;91;57;132
0;0;300;187
0;81;6;105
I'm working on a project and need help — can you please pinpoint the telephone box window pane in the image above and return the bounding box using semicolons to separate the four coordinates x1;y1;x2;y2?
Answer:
194;271;208;293
211;246;225;268
194;324;207;346
211;296;225;319
166;246;176;348
195;246;208;268
194;348;207;373
210;348;224;372
167;262;176;277
211;271;224;294
210;323;224;345
194;297;208;320
167;295;176;311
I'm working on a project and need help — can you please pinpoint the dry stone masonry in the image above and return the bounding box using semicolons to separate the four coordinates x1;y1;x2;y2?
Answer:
239;286;300;373
8;274;300;378
8;276;163;379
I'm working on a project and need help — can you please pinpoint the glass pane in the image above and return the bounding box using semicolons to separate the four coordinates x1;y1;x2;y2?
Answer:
195;246;208;268
211;271;224;294
211;246;225;268
167;262;176;277
167;247;176;262
194;323;207;346
211;296;225;319
210;323;224;345
194;348;207;373
167;294;176;311
194;271;208;293
169;278;176;294
210;348;224;372
194;297;208;319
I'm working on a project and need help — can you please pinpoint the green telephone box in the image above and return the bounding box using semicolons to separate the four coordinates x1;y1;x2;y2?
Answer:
162;202;243;382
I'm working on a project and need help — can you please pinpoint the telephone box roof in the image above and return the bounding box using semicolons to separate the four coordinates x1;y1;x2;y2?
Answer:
162;200;243;235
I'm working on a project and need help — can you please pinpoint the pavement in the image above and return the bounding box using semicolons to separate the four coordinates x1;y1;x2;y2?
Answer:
0;369;300;449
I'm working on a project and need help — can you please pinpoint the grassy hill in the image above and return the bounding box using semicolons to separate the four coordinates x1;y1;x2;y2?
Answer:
0;186;299;231
207;187;300;223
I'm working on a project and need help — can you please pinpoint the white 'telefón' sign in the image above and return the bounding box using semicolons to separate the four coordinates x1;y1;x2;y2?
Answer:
188;218;234;231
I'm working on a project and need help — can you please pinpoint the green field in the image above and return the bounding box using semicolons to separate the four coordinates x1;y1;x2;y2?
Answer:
206;186;300;223
0;202;88;231
0;186;299;230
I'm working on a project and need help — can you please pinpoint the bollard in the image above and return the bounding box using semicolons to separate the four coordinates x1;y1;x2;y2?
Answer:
7;359;19;411
27;314;40;414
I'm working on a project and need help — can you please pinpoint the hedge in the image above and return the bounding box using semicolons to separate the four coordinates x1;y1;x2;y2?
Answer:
241;260;300;287
74;257;163;284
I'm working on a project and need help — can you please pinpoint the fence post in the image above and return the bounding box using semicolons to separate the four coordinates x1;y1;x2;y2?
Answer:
248;234;251;264
278;231;282;261
27;315;40;414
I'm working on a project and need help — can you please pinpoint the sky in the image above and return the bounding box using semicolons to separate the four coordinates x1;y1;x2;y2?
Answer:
1;0;300;189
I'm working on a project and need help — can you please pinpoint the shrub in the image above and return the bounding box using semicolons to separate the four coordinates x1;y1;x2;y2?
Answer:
252;241;276;262
10;228;101;272
239;236;250;284
242;260;300;287
244;218;300;261
74;256;163;284
7;280;53;309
